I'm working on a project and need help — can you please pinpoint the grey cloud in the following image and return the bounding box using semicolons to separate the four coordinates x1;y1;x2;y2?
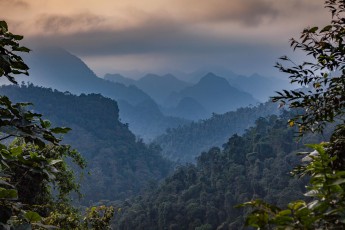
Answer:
36;13;105;33
26;11;287;58
28;17;199;55
23;0;326;77
175;0;279;26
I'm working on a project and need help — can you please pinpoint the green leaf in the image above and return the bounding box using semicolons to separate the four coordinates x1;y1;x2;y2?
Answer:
0;188;18;199
50;127;71;134
288;200;305;210
13;46;30;52
49;159;62;165
0;21;8;32
24;211;42;222
309;26;318;33
320;25;332;33
40;119;51;129
330;178;345;186
10;146;22;156
278;209;292;216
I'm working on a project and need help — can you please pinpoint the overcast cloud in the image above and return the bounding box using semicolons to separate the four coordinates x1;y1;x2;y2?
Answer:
2;0;330;77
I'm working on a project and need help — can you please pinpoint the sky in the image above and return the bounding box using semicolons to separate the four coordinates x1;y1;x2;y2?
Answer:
2;0;330;78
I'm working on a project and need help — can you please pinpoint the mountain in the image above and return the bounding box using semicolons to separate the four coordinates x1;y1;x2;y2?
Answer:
154;102;279;162
105;73;191;105
162;97;209;120
118;99;190;141
114;113;320;229
19;46;188;140
165;73;258;115
228;73;292;102
176;66;240;83
104;73;136;86
0;84;173;202
23;47;151;105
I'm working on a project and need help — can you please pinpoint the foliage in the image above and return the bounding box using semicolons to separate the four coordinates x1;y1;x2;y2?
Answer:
272;1;345;134
155;102;278;162
0;20;30;84
0;19;86;229
41;203;114;230
113;114;325;229
242;139;345;229
243;1;345;229
0;83;174;203
83;205;115;230
0;20;115;230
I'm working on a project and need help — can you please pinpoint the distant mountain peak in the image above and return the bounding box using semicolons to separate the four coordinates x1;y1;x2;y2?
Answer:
197;72;230;87
163;73;176;79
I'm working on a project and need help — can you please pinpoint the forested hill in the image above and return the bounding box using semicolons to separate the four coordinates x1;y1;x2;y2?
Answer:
154;102;279;162
0;84;172;202
113;113;326;230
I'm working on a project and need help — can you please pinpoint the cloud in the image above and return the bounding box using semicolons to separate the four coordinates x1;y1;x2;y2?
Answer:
173;0;279;26
36;13;106;34
0;0;29;8
16;0;328;76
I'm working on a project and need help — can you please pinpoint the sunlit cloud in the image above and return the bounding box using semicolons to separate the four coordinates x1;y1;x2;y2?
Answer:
36;13;106;34
2;0;330;76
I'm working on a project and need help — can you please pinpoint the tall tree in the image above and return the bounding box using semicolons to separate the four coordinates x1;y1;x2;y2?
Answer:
0;20;114;229
242;1;345;229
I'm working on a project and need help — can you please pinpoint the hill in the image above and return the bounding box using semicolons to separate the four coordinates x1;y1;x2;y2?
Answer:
0;84;173;202
154;102;279;162
23;47;151;105
20;46;187;140
105;73;191;105
162;97;209;120
164;73;258;115
118;99;190;141
228;73;292;102
104;73;136;86
114;113;319;229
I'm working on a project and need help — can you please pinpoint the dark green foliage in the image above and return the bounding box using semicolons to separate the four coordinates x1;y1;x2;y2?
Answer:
0;21;116;229
0;84;173;202
155;102;279;162
113;114;323;229
272;1;345;134
0;20;29;84
242;1;345;229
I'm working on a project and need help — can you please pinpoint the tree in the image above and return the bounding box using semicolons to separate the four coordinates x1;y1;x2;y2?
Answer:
0;21;29;84
241;1;345;229
272;0;345;134
0;20;114;229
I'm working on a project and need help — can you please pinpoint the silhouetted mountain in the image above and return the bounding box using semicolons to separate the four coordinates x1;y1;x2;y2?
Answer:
19;47;188;140
228;73;291;102
165;73;258;115
104;73;136;86
105;73;191;105
118;99;189;141
23;47;151;105
183;67;239;83
162;97;209;120
137;74;191;104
